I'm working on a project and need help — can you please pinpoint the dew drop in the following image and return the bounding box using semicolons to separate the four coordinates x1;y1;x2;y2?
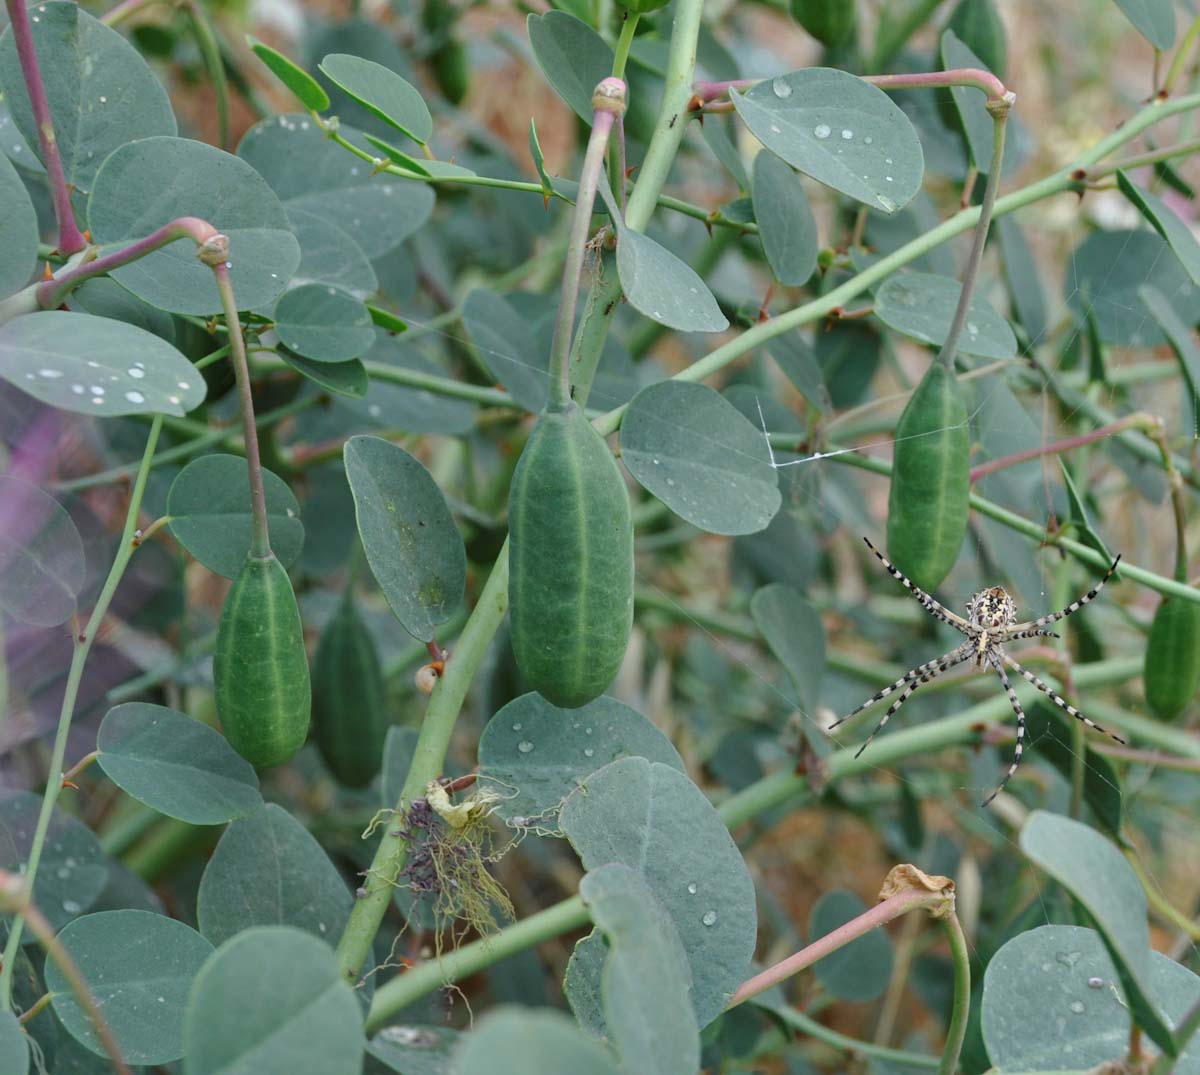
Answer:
71;384;84;394
90;385;105;395
1068;1000;1085;1014
62;899;81;914
701;910;717;926
966;321;979;337
771;77;793;99
511;723;523;732
128;366;145;378
178;381;191;390
99;95;107;104
864;135;873;144
55;866;70;879
583;748;594;758
517;740;534;754
38;368;62;378
813;124;831;139
1087;977;1105;989
841;128;853;139
125;390;145;404
687;882;698;894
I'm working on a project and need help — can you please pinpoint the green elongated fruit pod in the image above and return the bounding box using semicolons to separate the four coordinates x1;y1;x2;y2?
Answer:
312;595;388;787
508;403;634;708
432;39;469;105
886;362;970;592
213;551;311;768
790;0;857;48
1144;596;1200;722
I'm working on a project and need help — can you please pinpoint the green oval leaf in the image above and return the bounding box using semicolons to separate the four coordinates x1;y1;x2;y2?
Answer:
1118;171;1200;286
275;284;375;363
183;926;364;1075
286;206;378;295
452;1008;620;1075
166;454;304;579
0;311;206;417
0;476;84;628
367;1025;459;1073
72;277;177;344
620;381;781;536
344;435;466;641
0;1;176;193
248;36;329;111
461;289;547;413
319;54;432;144
527;11;614;123
752;151;817;286
48;910;213;1065
1065;229;1200;347
1019;811;1175;1054
88;136;300;316
0;792;107;935
96;703;263;825
733;69;924;213
983;924;1200;1073
0;153;37;300
750;583;826;714
614;227;728;333
875;271;1017;358
560;757;757;1027
808;890;893;1001
197;804;355;947
478;692;685;825
0;1011;26;1075
283;350;370;397
1113;0;1176;49
238;115;435;261
578;863;699;1075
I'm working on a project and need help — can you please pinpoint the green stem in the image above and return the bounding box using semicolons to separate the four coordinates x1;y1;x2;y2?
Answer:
549;82;624;409
936;100;1010;372
182;0;229;150
938;911;971;1075
1163;13;1200;96
335;546;511;984
1084;137;1200;179
0;415;163;1007
611;13;638;80
775;1007;939;1067
591;91;1200;436
210;256;271;558
827;449;1200;606
362;655;1141;1025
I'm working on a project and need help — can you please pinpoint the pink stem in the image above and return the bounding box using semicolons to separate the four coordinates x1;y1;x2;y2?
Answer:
969;415;1147;483
694;68;1010;106
4;0;87;254
37;216;220;308
728;888;943;1007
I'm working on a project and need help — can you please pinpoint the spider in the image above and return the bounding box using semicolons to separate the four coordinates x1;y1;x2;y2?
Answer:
832;537;1127;806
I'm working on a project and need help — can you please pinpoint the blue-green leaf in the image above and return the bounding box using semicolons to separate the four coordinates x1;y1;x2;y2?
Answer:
733;69;924;213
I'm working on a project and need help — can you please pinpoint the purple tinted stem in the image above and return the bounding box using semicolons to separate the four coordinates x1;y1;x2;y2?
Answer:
695;67;1009;104
38;216;219;308
212;261;273;558
548;80;624;409
4;0;87;254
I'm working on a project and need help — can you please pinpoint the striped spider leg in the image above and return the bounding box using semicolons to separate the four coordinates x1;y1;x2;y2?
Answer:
830;641;973;758
995;556;1122;643
843;541;1126;806
861;537;972;632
